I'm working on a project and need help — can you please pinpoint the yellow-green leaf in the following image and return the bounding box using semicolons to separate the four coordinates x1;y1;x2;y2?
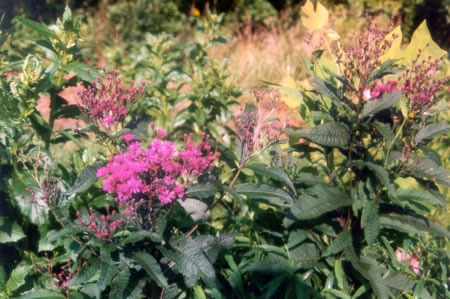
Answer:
301;0;329;31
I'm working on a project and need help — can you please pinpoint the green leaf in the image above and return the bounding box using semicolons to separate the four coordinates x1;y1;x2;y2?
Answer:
379;213;450;237
178;198;210;222
6;265;32;292
64;63;100;82
108;262;130;299
289;242;321;269
67;259;100;287
368;59;402;81
374;121;395;144
335;259;345;290
397;188;445;208
247;163;296;196
53;105;81;119
0;217;25;243
18;289;65;299
362;201;380;245
160;238;219;288
115;114;151;141
221;185;247;214
66;162;104;196
121;231;162;244
415;121;450;144
132;252;168;289
97;248;118;295
0;266;6;291
312;77;341;102
185;183;218;199
285;185;351;224
403;157;450;187
322;230;352;257
286;122;350;149
353;161;396;196
262;80;304;109
235;183;295;205
194;234;234;263
360;91;402;119
16;17;60;41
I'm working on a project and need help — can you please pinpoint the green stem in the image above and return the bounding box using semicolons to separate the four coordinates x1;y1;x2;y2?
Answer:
46;61;65;150
384;117;407;168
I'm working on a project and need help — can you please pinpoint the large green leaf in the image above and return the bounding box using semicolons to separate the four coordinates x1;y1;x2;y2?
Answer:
397;188;446;208
247;163;296;196
415;121;450;144
289;242;321;269
286;122;350;149
184;183;218;199
108;262;130;299
0;217;25;244
121;231;162;245
362;201;380;245
403;157;450;187
235;183;295;205
360;91;402;118
322;230;352;257
66;162;104;196
353;160;396;196
66;259;100;287
97;247;118;296
178;198;210;222
285;185;351;224
193;234;234;263
64;62;100;82
368;59;402;81
160;238;219;288
16;17;60;41
132;252;168;289
6;265;32;293
19;289;65;299
379;213;450;237
312;77;341;103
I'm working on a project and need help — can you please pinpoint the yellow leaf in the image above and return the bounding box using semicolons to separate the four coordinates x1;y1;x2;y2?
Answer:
279;76;303;108
326;28;340;41
301;0;329;31
381;21;447;67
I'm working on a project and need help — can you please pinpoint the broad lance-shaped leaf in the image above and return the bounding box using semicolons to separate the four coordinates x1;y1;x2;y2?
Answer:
0;217;25;243
66;162;104;196
194;234;235;263
312;77;341;102
322;230;352;257
286;122;350;149
185;183;218;199
247;163;296;196
402;157;450;187
97;248;118;296
18;289;66;299
397;188;446;208
6;265;32;293
235;183;295;205
16;17;60;41
362;201;380;245
415;121;450;144
380;213;450;238
360;91;402;118
284;185;352;225
353;160;396;196
178;198;210;222
132;252;168;288
160;237;220;288
64;62;100;82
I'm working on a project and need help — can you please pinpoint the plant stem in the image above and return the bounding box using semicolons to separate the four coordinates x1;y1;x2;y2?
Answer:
384;117;407;167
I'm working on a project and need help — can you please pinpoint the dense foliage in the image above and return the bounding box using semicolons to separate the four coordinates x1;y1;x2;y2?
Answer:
0;2;449;298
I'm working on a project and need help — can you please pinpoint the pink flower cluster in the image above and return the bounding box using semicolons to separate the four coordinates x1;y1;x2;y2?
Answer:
363;80;399;100
32;255;77;293
77;69;145;130
396;249;420;274
97;128;219;205
399;51;449;113
77;206;125;241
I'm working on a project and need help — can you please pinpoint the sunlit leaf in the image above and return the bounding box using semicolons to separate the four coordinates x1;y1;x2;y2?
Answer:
300;0;329;31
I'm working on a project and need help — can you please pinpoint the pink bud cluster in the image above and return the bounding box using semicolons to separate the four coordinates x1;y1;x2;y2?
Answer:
233;89;286;164
399;51;448;113
96;128;219;205
363;80;399;100
336;13;398;97
77;69;145;131
32;255;77;293
395;249;420;274
77;206;125;241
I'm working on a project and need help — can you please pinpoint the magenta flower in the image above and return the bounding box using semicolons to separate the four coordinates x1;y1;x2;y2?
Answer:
395;249;420;274
97;130;218;205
